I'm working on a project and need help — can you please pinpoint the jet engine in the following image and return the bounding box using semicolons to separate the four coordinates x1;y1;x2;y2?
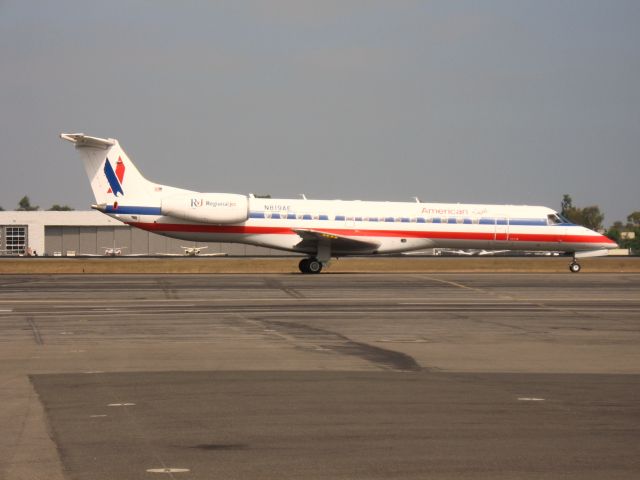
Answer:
161;193;249;224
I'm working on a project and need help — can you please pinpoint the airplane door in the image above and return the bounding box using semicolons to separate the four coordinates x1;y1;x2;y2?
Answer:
494;217;509;243
556;226;567;248
345;216;355;229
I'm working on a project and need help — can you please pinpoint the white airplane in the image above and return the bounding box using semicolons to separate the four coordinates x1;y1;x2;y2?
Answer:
102;246;126;256
156;246;228;257
61;133;617;273
81;245;146;257
181;245;208;256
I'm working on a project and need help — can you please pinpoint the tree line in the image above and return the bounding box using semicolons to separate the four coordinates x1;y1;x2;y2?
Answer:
0;196;73;211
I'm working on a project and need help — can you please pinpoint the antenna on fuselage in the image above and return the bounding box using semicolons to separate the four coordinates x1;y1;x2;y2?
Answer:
413;196;421;203
300;194;307;200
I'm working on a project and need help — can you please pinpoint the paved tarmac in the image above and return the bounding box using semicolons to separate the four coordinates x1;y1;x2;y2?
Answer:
1;273;639;479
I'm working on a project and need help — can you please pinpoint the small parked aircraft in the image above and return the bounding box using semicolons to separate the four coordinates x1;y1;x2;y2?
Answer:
156;246;227;257
102;246;126;256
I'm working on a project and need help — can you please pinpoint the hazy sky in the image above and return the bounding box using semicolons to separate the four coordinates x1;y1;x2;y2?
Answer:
1;1;638;223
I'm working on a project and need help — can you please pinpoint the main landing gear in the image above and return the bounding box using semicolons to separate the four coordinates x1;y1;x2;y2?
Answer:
569;261;581;273
299;257;323;274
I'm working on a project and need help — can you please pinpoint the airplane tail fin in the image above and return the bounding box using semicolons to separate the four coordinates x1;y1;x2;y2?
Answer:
60;133;165;206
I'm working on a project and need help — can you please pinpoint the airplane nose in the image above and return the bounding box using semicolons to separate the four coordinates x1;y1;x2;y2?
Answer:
599;233;618;249
582;227;617;249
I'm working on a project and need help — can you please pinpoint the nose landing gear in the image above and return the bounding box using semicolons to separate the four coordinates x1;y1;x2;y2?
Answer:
299;257;323;274
567;248;611;273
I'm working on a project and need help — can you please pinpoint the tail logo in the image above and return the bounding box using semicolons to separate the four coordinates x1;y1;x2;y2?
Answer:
104;157;125;196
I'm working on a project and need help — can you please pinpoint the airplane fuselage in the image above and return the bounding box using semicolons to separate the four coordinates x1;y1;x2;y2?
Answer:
101;198;615;256
60;133;617;273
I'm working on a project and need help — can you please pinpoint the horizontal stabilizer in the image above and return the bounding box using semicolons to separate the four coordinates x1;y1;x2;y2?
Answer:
60;133;114;149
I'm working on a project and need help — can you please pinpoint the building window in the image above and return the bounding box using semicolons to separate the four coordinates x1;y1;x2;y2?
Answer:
3;226;27;255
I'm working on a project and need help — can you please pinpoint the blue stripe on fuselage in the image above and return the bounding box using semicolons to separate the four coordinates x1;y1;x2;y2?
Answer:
106;207;579;227
105;205;162;215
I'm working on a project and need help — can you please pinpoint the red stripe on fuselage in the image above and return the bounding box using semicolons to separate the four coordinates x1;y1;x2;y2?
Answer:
128;222;613;245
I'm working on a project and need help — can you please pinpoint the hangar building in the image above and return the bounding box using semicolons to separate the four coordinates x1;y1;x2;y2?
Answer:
0;211;292;257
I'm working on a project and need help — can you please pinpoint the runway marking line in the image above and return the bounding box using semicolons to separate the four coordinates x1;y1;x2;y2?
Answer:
0;296;543;304
518;397;545;401
146;468;190;474
414;274;619;314
416;275;486;293
396;302;534;305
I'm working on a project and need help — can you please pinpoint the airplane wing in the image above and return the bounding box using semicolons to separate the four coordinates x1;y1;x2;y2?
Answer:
293;228;379;254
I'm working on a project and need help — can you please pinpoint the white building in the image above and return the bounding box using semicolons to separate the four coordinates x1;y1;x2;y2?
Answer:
0;211;291;256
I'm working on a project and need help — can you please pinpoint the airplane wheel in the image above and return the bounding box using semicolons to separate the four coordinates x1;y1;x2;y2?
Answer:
299;258;310;273
569;262;581;273
307;258;323;274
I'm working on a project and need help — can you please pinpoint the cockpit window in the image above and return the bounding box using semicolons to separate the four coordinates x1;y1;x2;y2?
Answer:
547;214;561;225
547;213;570;225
